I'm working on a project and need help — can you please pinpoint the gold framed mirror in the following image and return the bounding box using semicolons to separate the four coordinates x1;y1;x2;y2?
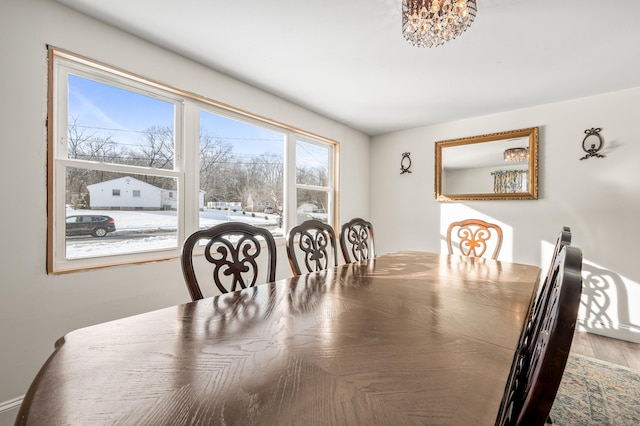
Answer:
435;127;538;201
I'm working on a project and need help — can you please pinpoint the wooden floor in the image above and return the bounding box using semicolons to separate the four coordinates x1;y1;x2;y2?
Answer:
571;330;640;372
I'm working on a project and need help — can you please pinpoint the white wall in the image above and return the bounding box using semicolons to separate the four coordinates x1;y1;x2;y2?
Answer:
371;87;640;344
444;166;494;194
0;0;370;405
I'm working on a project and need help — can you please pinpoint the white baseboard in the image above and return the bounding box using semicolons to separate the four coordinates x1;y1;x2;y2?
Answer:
577;319;640;344
0;396;22;414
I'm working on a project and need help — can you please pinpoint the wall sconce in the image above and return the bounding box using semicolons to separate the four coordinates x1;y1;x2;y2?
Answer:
400;152;412;174
580;128;605;160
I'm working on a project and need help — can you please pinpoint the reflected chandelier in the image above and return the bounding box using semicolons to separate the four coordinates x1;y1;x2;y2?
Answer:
402;0;477;48
504;147;528;163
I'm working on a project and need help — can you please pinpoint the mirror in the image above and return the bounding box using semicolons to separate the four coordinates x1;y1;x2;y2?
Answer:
435;127;538;201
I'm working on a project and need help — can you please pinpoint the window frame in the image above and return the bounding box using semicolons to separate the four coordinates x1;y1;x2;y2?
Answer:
47;47;339;274
292;136;335;227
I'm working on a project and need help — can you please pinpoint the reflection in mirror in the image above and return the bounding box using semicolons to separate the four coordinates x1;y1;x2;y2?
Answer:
435;127;538;201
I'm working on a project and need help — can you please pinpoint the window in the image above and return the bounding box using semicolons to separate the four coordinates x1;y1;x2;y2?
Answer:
48;48;338;272
199;109;285;236
295;139;332;225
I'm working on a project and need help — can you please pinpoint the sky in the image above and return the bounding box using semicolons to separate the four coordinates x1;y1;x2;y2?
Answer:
68;74;174;150
199;109;284;158
67;74;328;167
68;73;280;155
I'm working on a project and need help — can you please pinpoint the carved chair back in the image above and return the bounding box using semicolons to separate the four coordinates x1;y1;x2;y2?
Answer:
286;219;338;276
339;218;375;263
181;222;277;300
522;227;572;349
495;245;583;426
447;219;504;260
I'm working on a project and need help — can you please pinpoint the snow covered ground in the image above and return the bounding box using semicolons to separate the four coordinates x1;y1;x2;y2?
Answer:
65;208;281;259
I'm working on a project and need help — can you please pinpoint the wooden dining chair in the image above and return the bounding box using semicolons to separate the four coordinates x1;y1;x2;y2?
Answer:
526;227;572;339
339;217;375;263
181;222;277;301
286;219;338;276
495;244;583;426
513;227;572;373
446;218;503;259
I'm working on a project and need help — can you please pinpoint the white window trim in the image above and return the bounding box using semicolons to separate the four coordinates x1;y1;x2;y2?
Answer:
292;135;335;230
47;47;339;274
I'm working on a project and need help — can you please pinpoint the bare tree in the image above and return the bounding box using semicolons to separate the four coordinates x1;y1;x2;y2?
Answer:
296;164;327;187
66;120;289;214
254;153;283;211
199;131;233;204
137;125;174;170
66;118;123;205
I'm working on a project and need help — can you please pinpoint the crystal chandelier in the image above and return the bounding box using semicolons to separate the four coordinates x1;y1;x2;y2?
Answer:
402;0;477;48
504;147;528;163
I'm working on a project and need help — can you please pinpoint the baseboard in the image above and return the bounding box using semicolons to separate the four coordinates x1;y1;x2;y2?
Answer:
577;319;640;344
0;396;22;414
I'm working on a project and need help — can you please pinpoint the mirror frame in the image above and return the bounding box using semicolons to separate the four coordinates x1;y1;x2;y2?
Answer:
435;127;539;201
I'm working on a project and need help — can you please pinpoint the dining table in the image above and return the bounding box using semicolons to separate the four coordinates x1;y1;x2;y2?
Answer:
16;251;540;425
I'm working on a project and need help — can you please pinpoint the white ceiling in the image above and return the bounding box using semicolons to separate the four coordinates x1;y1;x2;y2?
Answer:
54;0;640;136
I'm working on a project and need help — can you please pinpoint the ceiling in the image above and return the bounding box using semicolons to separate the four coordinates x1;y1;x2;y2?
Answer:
54;0;640;136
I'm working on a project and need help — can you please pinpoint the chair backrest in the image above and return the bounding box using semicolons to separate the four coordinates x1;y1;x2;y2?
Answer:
339;217;375;263
286;219;338;276
181;222;277;301
495;245;583;426
515;227;572;370
447;219;503;260
530;227;572;333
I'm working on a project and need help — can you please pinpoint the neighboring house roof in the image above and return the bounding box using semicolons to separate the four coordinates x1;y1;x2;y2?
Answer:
87;176;162;191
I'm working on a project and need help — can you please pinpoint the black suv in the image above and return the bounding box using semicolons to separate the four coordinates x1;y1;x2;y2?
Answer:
66;215;116;237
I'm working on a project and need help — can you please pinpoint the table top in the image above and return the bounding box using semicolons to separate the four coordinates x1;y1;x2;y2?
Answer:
17;252;540;425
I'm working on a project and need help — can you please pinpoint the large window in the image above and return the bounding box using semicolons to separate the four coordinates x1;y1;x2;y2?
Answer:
296;139;332;225
49;49;337;273
199;110;285;236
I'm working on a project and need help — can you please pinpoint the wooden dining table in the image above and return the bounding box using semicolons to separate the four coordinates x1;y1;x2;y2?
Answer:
16;251;540;425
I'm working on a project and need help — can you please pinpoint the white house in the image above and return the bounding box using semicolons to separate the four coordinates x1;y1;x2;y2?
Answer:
88;176;175;210
87;177;204;211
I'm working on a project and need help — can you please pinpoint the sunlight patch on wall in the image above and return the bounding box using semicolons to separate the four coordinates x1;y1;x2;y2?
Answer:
578;258;640;343
541;239;640;343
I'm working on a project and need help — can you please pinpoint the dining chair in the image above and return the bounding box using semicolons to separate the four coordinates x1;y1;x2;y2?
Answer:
495;244;583;426
181;222;277;301
510;227;572;419
526;227;572;340
339;217;375;263
446;218;503;259
286;219;338;276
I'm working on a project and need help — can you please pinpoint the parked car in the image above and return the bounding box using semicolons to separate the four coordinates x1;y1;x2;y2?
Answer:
264;206;274;214
66;215;116;237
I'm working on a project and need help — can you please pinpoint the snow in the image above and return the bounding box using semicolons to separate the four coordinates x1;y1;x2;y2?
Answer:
65;208;282;259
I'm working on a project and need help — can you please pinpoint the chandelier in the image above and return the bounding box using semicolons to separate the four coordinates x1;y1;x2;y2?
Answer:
402;0;477;48
504;147;528;163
